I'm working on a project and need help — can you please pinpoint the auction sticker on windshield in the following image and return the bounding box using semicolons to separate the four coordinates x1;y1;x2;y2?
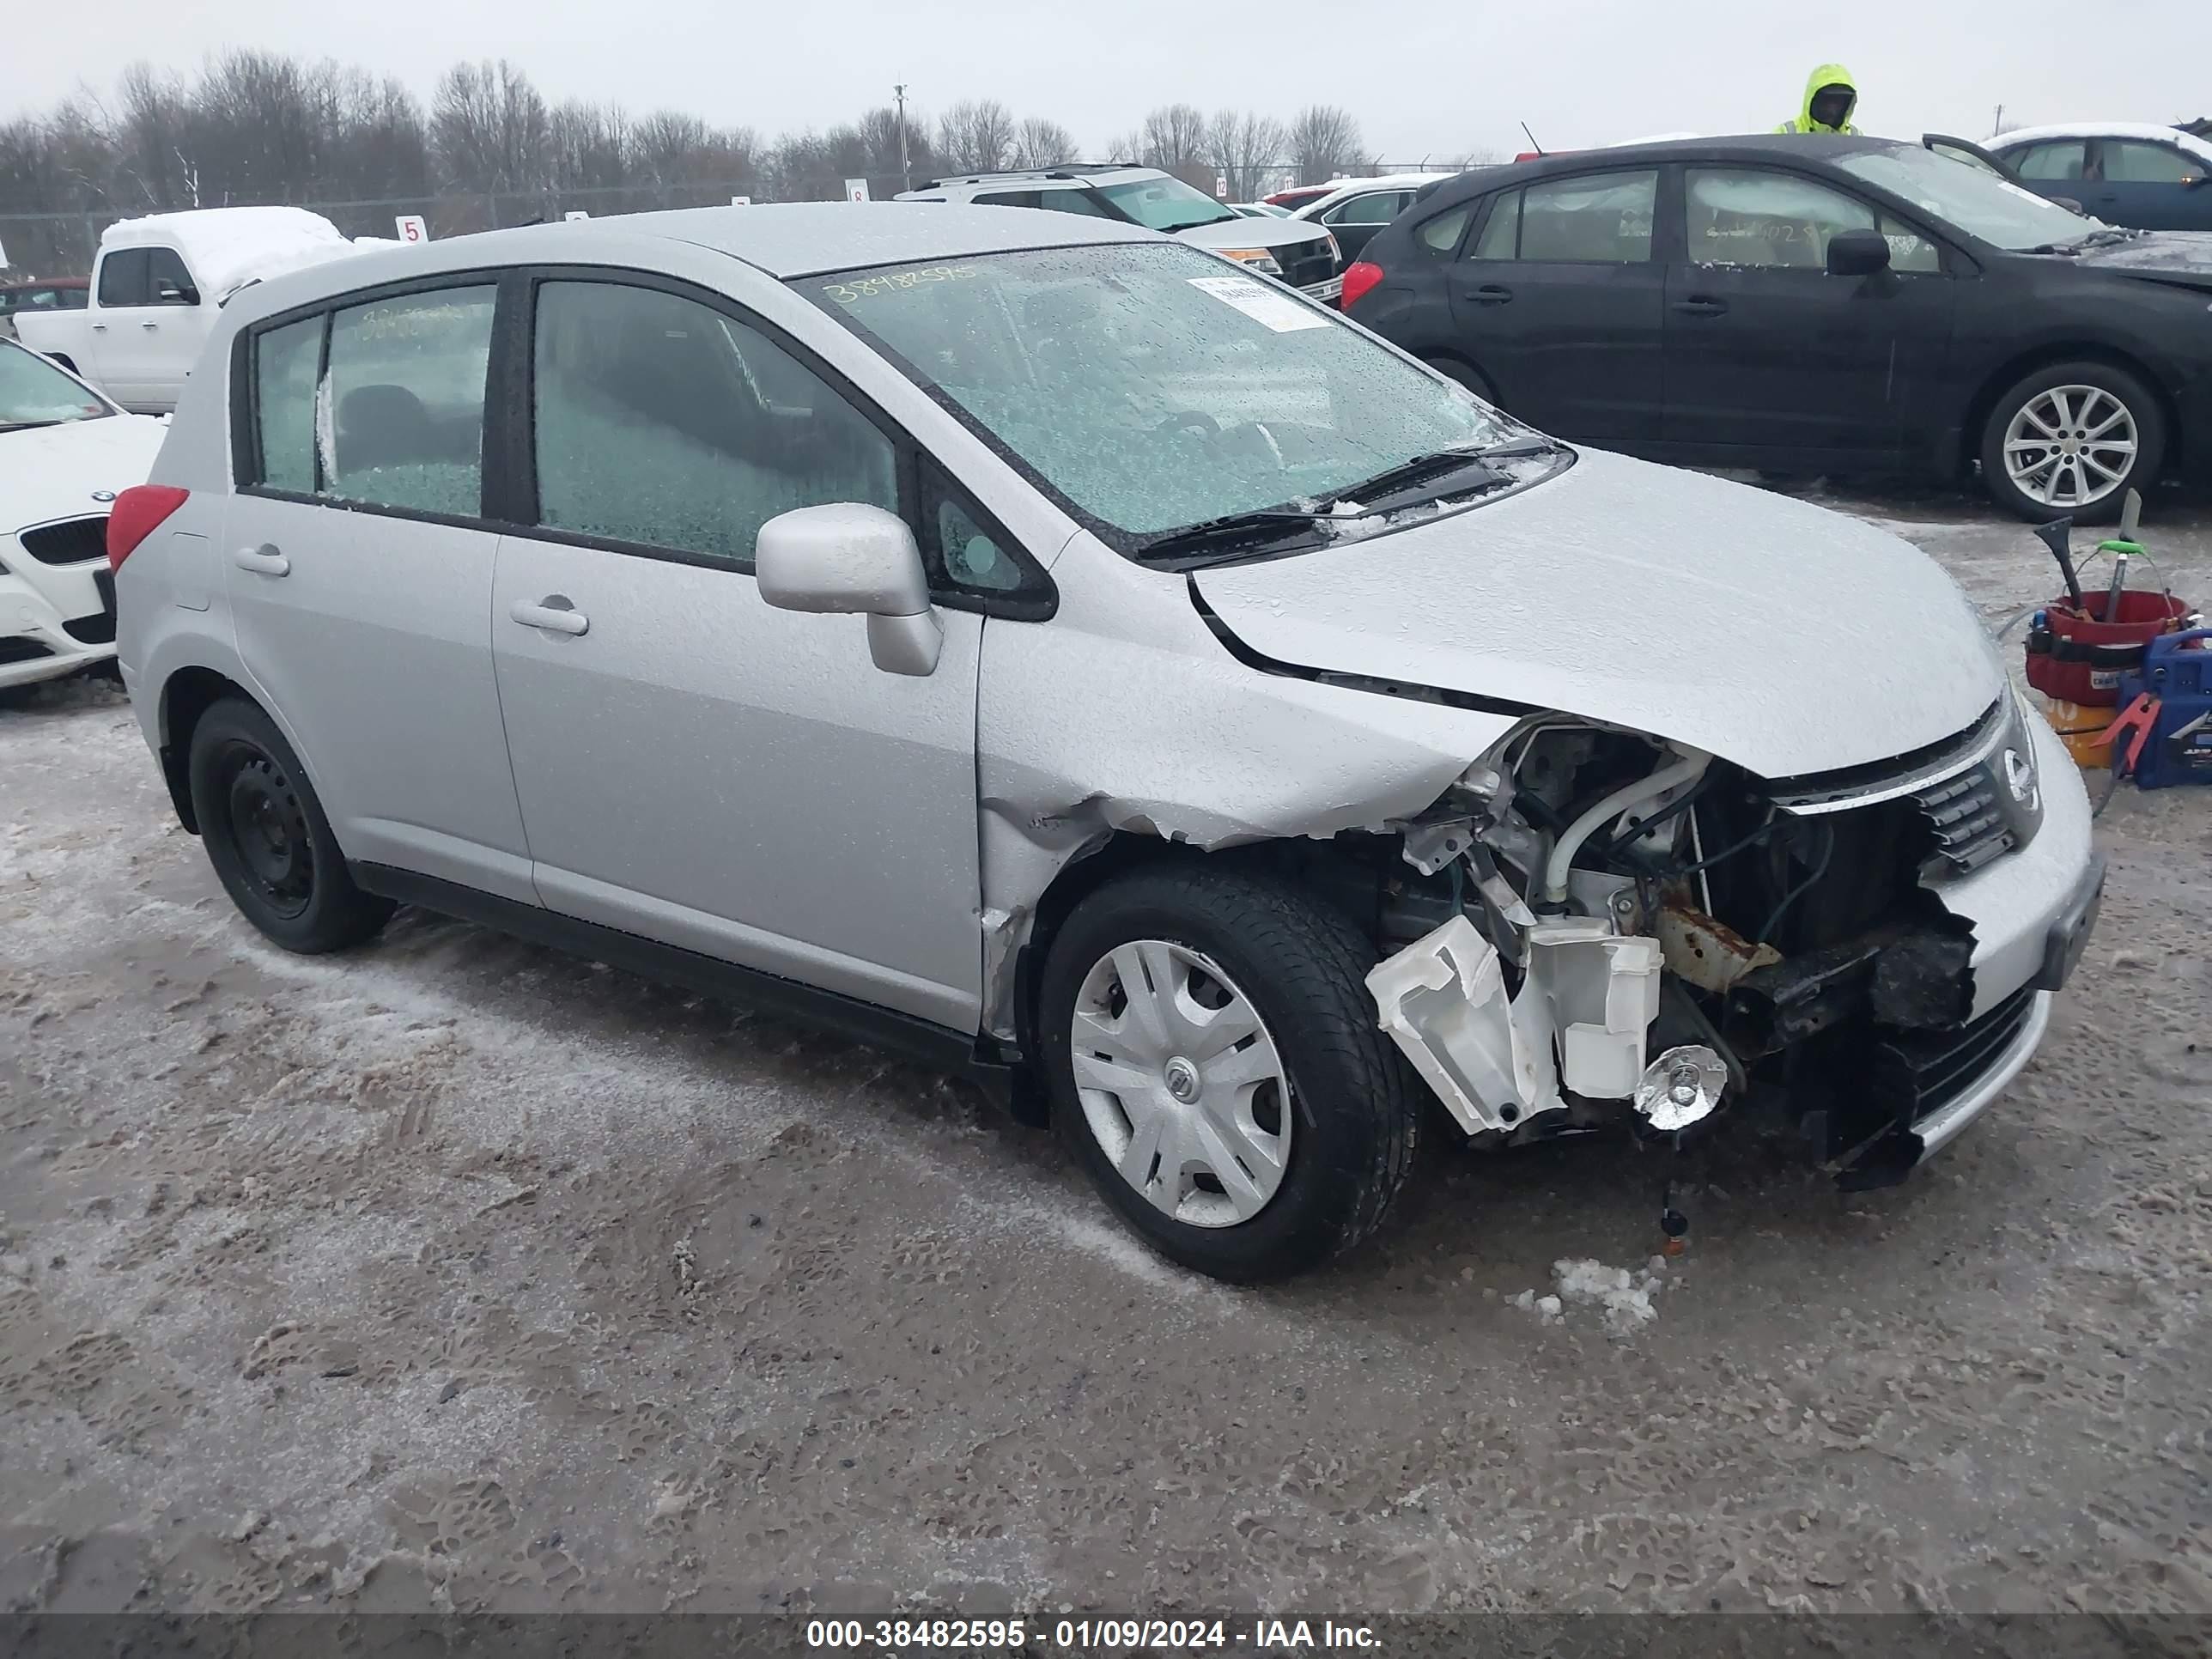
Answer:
1187;275;1331;333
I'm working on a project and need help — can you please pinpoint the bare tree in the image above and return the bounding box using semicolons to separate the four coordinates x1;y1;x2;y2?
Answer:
549;100;630;191
857;104;932;188
1008;116;1076;170
1138;103;1212;190
431;59;550;195
1287;104;1367;185
1207;110;1287;204
936;99;1015;174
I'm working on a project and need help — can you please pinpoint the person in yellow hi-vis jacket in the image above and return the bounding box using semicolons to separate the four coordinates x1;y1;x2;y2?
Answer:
1777;64;1861;135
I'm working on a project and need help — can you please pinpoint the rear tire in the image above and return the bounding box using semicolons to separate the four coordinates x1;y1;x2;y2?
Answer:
1979;361;2163;525
1037;864;1419;1283
186;697;392;953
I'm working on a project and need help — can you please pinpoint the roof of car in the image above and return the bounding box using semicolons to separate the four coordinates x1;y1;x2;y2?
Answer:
901;167;1161;198
1291;172;1459;218
1990;121;2212;160
222;203;1163;316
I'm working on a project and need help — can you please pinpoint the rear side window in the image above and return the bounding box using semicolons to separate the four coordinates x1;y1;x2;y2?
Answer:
252;315;321;493
1415;205;1474;255
976;191;1042;210
1472;193;1520;258
1516;171;1656;262
97;249;150;307
323;286;495;515
531;280;896;564
2014;141;2087;181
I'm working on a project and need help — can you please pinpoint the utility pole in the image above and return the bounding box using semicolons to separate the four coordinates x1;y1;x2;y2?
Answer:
894;83;913;191
1992;103;2006;137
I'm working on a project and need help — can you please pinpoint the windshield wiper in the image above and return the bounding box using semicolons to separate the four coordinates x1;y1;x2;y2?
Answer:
0;419;63;432
1131;507;1321;562
1314;447;1511;512
1158;216;1235;234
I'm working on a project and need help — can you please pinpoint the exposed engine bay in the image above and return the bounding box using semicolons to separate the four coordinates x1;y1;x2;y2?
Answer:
1362;709;2047;1176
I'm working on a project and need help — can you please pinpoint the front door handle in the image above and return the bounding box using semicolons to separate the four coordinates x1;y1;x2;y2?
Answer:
1672;296;1729;318
91;321;107;332
509;596;588;636
140;320;159;331
232;544;289;576
1465;283;1515;305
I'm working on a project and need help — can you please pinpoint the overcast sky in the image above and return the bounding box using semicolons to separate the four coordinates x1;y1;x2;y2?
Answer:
5;0;2208;161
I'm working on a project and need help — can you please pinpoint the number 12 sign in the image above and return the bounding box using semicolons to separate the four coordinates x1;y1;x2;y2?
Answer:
395;215;429;243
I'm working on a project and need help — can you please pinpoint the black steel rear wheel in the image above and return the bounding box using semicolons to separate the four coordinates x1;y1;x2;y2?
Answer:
188;697;392;952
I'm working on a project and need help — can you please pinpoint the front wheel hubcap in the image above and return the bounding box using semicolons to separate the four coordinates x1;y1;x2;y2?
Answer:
1070;940;1291;1228
2002;385;2136;509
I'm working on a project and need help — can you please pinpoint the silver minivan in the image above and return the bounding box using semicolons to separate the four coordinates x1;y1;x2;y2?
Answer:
112;204;2102;1282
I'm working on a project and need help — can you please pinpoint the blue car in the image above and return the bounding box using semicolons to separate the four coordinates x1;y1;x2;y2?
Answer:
1988;123;2212;232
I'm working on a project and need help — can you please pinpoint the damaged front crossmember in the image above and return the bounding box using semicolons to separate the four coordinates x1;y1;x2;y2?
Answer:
1362;718;1979;1209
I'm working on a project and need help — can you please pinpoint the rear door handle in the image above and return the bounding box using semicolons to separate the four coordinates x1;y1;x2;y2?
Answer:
232;544;289;576
91;321;107;332
1465;283;1515;305
140;320;159;330
1672;297;1729;318
509;597;588;636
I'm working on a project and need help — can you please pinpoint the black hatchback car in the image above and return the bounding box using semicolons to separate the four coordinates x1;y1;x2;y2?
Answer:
1343;135;2212;520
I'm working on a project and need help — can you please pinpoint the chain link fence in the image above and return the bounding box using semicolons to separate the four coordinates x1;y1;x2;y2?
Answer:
2;162;1453;279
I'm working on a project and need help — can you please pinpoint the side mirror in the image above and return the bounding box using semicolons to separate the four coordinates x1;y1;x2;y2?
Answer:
755;502;942;677
156;281;200;305
1827;228;1892;278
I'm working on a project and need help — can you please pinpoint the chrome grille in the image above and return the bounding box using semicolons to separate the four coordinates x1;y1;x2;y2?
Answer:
1915;768;2015;877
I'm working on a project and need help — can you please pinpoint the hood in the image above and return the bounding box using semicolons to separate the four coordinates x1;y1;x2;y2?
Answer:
1176;216;1334;256
3;415;167;533
1798;63;1859;134
1190;449;2006;781
2075;230;2212;292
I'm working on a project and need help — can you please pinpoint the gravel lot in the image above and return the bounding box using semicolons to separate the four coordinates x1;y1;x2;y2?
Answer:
3;483;2209;1620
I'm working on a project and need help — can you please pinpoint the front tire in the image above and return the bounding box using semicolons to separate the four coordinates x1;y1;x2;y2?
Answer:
186;697;392;953
1980;362;2163;524
1037;865;1419;1283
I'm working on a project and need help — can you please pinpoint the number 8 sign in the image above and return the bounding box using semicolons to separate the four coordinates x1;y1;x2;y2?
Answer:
395;215;429;243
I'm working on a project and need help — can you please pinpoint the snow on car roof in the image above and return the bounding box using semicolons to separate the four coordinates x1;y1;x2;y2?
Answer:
1291;173;1458;216
101;206;362;301
1991;122;2212;163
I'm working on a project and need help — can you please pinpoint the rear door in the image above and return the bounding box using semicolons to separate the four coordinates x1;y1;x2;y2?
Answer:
1443;167;1664;440
1662;164;1957;460
489;273;988;1032
225;278;536;902
91;246;202;409
2085;137;2212;230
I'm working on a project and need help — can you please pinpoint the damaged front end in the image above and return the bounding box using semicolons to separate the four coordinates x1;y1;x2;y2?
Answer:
1364;696;2061;1178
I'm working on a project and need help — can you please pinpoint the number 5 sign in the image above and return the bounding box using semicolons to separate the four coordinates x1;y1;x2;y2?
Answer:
394;215;429;243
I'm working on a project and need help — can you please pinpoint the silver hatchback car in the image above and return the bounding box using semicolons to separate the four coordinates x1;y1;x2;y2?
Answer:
112;204;2102;1281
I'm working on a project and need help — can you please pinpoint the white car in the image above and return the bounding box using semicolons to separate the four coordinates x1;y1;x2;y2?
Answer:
1;340;166;693
1288;171;1459;261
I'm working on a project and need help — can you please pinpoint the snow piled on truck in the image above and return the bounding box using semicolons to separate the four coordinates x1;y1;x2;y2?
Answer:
101;206;365;302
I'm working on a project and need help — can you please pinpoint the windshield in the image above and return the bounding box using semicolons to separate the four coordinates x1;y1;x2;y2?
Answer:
1095;175;1239;232
810;243;1525;547
1836;146;2103;250
0;342;112;428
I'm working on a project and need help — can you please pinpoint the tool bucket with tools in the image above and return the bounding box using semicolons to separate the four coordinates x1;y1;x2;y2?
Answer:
2024;493;2194;713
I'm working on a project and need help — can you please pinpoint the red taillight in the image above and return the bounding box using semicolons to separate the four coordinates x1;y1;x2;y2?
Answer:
106;483;190;571
1340;260;1385;310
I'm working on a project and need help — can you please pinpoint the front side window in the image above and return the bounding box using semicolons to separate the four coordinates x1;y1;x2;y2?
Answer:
146;247;198;305
532;280;896;564
2105;141;2199;183
1093;174;1238;232
322;285;495;516
252;314;321;492
0;340;112;428
1686;168;1939;272
811;243;1527;547
1498;171;1656;263
1324;191;1407;225
97;249;149;307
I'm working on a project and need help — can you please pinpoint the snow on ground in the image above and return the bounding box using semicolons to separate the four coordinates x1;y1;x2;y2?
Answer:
2;481;2209;1620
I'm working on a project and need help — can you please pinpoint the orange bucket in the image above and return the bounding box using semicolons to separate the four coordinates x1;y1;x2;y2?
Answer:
2038;695;2114;769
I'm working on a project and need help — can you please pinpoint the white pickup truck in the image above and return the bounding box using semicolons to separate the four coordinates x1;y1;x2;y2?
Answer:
15;207;362;413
